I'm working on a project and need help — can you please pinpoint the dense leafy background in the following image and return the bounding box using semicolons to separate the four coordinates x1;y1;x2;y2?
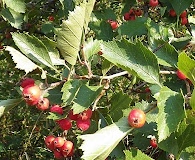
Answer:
0;0;195;160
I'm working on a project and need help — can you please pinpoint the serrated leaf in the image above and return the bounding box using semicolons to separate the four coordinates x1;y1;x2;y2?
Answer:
156;87;185;142
170;0;193;16
72;85;103;114
1;8;23;29
5;46;37;74
4;0;26;13
61;79;83;106
124;148;154;160
41;37;65;66
178;52;195;85
57;1;95;65
0;98;23;117
12;33;56;70
152;39;178;67
79;117;132;160
110;92;132;122
118;17;147;37
83;38;101;62
101;40;161;86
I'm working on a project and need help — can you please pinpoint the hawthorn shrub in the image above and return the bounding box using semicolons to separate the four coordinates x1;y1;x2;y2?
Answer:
0;0;195;160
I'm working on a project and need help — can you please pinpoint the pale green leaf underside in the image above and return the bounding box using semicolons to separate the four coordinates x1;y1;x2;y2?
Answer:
156;87;185;142
5;46;37;74
4;0;26;13
79;117;132;160
0;98;23;117
1;8;23;29
12;33;56;70
101;40;161;86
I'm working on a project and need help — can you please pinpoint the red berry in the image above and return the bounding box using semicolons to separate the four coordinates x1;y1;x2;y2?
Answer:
181;17;188;25
20;78;35;88
145;87;151;93
108;20;118;30
134;9;142;16
68;109;80;121
48;16;55;21
177;70;187;80
149;0;159;7
169;9;176;17
128;109;146;128
129;14;136;21
54;150;64;159
36;98;50;111
60;140;74;157
124;12;130;21
22;85;41;106
180;10;187;18
56;118;72;131
50;105;64;115
45;135;55;151
150;138;158;148
54;137;65;148
76;119;91;131
79;108;92;121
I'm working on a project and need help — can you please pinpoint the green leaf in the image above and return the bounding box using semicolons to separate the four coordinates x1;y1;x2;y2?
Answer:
170;0;193;16
57;1;95;65
124;148;154;160
79;117;132;160
152;39;178;67
155;87;185;142
178;52;195;85
118;17;147;37
101;40;161;86
72;85;103;114
110;92;132;122
47;112;63;120
1;8;23;29
102;59;114;76
83;38;101;62
5;46;38;74
0;98;23;117
190;89;195;110
12;33;56;70
61;79;83;106
41;37;65;66
4;0;26;13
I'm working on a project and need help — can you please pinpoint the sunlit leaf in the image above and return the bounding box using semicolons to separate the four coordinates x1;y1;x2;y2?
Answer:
4;0;26;13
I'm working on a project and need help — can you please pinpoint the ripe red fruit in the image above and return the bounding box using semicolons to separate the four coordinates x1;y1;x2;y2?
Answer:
22;85;41;106
180;10;187;18
108;20;118;30
177;70;187;80
150;137;158;148
79;108;92;121
36;98;50;111
128;109;146;128
145;87;151;93
48;16;55;21
20;78;35;88
56;118;72;131
54;137;65;148
45;135;55;151
68;109;80;121
50;105;64;115
54;150;64;159
60;140;74;157
169;9;176;17
124;12;130;21
76;119;91;131
181;17;188;25
149;0;159;7
134;9;142;17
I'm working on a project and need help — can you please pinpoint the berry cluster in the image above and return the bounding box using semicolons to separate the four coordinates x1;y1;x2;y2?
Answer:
169;9;188;25
45;135;74;159
20;77;93;158
123;8;142;21
21;78;50;110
